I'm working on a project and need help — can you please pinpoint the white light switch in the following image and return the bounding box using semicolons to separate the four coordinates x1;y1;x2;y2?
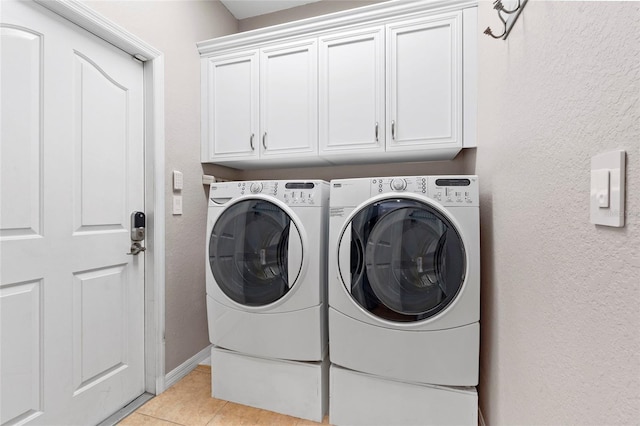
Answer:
590;150;625;227
592;169;610;208
172;195;183;215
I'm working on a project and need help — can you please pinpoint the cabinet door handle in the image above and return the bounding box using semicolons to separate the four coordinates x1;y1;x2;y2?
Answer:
262;132;267;150
250;133;255;151
375;122;379;142
391;120;396;140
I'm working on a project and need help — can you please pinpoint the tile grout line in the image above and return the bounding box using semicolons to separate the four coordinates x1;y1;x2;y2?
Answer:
204;400;229;426
201;365;230;426
132;412;186;426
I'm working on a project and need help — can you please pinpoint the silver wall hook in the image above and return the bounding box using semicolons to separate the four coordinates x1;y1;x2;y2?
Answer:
485;0;528;40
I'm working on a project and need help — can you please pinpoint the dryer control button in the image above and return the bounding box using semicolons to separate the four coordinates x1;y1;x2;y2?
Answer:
249;182;263;194
390;178;407;191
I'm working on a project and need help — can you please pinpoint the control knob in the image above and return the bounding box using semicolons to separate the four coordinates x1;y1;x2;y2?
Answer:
390;178;407;191
249;182;263;194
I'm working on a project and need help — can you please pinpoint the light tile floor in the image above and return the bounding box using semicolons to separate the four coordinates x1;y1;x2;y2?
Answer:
119;366;329;425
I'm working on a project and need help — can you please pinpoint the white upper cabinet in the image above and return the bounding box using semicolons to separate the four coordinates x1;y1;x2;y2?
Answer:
387;12;462;152
260;39;318;159
198;0;477;169
318;26;385;160
202;40;319;167
202;51;259;162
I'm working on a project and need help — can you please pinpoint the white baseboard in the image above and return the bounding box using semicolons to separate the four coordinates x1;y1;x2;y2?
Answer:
479;407;486;426
164;344;212;390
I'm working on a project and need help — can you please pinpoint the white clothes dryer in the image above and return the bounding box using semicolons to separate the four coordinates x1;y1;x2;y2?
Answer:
328;176;480;386
206;180;329;362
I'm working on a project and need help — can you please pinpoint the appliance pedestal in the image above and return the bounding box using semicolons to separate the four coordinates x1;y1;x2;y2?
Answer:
211;347;328;422
330;364;478;426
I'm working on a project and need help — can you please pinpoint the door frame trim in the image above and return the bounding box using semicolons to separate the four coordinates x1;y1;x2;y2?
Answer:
34;0;167;394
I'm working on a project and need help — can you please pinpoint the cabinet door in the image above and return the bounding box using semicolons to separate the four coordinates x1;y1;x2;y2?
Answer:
319;27;385;160
202;51;259;162
387;12;462;151
260;39;317;159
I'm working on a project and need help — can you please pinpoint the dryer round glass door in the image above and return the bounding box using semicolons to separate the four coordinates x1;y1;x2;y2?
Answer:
209;199;303;306
338;198;466;322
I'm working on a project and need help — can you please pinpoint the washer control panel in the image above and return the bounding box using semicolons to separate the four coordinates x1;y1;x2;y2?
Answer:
370;176;428;195
368;176;478;207
234;181;279;197
209;180;328;207
249;182;263;194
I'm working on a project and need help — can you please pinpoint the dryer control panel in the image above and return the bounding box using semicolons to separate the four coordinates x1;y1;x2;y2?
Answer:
280;182;324;206
367;176;479;207
429;177;479;207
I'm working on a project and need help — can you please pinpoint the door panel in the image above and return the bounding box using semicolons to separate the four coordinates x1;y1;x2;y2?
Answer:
1;1;145;424
205;52;259;161
0;26;42;238
395;25;452;139
72;265;128;394
387;13;462;150
74;53;128;230
0;281;43;425
260;40;317;157
319;27;384;154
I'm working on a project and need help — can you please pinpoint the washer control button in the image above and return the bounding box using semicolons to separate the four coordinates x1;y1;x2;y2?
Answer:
249;182;263;194
390;178;407;191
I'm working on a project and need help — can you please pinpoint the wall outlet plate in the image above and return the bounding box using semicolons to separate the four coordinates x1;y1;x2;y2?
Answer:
590;150;625;227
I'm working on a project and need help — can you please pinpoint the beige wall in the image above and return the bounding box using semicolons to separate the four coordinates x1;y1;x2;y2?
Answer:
238;0;388;32
84;0;240;373
240;150;475;181
476;1;640;424
246;1;640;423
84;3;640;422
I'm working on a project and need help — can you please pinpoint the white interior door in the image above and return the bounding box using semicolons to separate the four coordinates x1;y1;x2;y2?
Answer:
1;1;145;424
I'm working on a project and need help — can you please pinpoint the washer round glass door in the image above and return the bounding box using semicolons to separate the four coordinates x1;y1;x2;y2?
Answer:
338;197;466;322
209;199;303;306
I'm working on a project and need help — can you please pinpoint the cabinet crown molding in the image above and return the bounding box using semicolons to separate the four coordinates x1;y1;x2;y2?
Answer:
198;0;477;55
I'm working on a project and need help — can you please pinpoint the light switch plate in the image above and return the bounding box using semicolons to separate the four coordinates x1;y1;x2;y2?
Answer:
172;195;183;215
590;150;625;227
173;170;183;191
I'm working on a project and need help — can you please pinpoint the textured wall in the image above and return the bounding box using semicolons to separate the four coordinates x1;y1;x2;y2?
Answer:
238;0;388;32
240;150;475;181
84;1;240;373
476;1;640;424
83;3;640;421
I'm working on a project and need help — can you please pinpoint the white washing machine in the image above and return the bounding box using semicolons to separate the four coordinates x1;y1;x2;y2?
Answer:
206;180;329;362
328;176;480;387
